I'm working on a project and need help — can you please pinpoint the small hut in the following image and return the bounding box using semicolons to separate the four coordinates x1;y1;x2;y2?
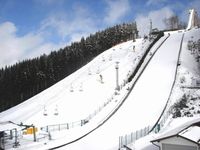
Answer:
151;119;200;150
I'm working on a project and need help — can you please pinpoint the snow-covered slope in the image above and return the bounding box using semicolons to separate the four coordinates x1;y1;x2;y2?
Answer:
0;37;153;149
0;40;138;126
61;31;184;150
127;28;200;150
0;17;199;150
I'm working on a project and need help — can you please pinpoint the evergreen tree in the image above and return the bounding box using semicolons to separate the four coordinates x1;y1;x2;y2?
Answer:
0;22;138;112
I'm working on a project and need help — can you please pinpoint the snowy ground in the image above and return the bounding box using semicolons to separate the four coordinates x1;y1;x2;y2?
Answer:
0;39;142;125
127;27;200;150
0;37;152;149
12;29;184;150
0;13;199;150
62;30;184;150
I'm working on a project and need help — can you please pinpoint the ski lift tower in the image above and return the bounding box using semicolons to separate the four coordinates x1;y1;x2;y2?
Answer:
149;19;152;38
115;61;120;91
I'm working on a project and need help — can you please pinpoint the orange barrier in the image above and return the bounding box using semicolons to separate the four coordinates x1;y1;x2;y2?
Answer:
23;127;38;135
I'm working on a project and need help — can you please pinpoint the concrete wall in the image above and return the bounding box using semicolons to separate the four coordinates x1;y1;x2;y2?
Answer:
158;136;198;150
162;143;197;150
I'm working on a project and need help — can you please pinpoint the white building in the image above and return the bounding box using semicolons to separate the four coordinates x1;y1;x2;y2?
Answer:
151;119;200;150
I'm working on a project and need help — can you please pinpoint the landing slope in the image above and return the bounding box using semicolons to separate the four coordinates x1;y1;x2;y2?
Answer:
63;32;184;150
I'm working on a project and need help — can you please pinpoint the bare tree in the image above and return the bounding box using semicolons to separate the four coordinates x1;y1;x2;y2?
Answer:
163;15;179;30
178;21;187;29
198;16;200;27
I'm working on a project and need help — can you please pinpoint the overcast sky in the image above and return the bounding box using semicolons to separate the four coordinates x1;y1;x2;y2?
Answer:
0;0;199;68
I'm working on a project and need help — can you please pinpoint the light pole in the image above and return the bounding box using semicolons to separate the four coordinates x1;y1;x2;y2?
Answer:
149;19;152;35
115;61;120;91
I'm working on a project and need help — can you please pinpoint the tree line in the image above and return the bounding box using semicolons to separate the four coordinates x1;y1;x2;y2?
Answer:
0;22;138;112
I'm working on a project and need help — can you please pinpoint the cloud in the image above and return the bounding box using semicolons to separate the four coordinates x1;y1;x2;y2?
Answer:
146;0;167;6
0;4;99;68
190;0;200;13
0;22;64;68
0;22;22;66
160;0;200;27
40;5;97;43
135;7;174;37
104;0;131;25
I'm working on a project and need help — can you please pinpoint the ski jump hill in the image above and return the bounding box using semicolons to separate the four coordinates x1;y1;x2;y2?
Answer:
0;9;199;150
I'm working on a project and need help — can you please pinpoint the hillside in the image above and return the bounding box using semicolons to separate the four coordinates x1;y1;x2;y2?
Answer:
0;33;148;149
0;9;199;150
0;22;137;112
124;25;200;150
0;28;187;150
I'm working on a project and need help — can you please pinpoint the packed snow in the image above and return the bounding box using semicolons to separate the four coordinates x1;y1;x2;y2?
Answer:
128;27;200;150
63;31;184;150
180;126;200;142
0;9;200;150
0;37;153;149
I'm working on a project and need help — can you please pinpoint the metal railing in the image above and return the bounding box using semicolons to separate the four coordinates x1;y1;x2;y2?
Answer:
41;120;86;132
119;125;152;149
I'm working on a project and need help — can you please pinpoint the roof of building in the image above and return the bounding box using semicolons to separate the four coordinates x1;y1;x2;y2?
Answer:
151;117;200;145
0;121;21;131
180;126;200;143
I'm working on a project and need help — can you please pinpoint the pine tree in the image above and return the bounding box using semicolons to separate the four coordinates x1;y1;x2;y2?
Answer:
0;21;138;112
